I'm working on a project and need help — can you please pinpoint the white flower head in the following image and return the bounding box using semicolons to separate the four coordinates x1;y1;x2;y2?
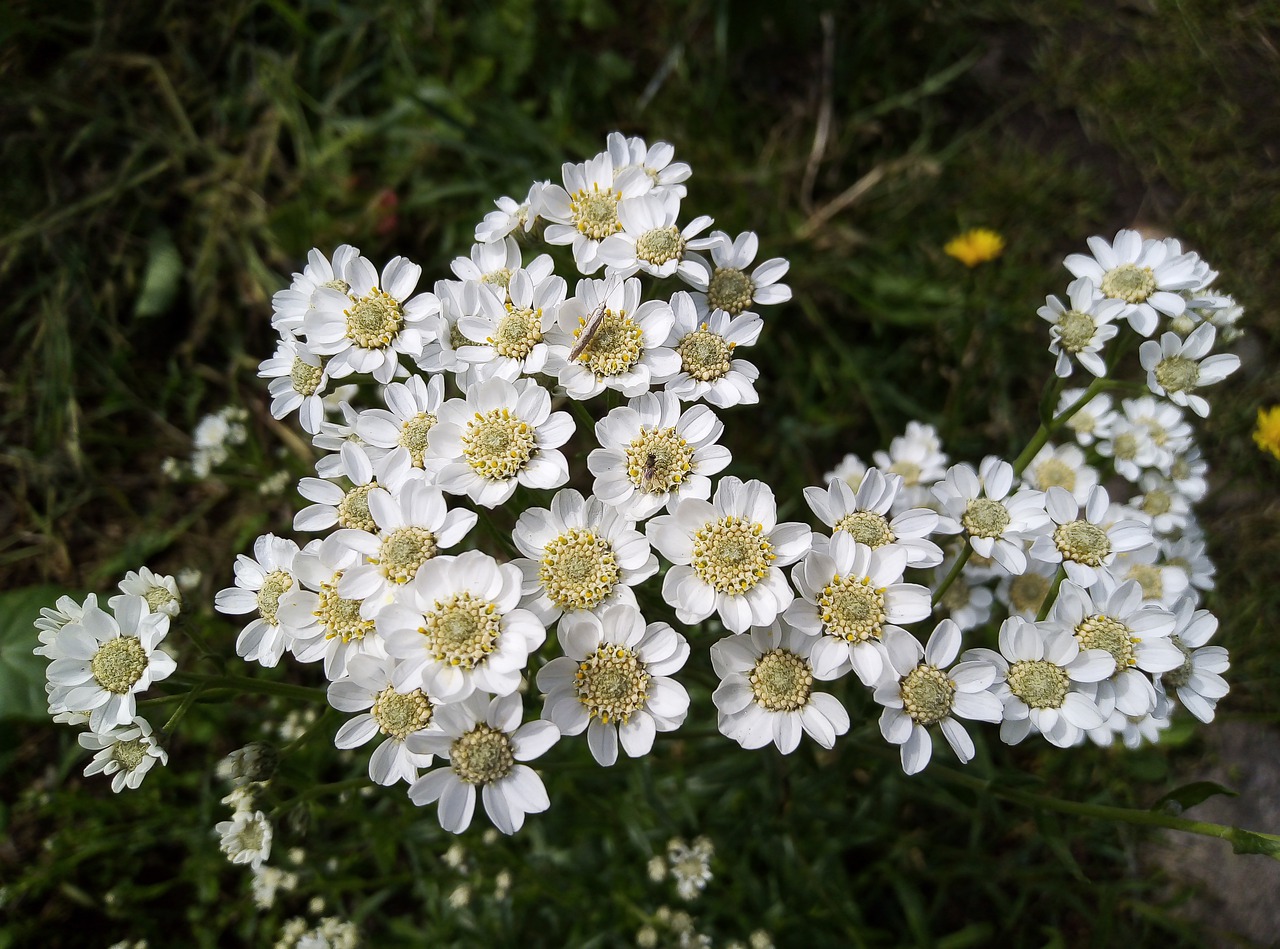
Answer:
1038;276;1124;377
414;279;474;379
589;391;732;521
260;334;330;434
993;557;1059;620
872;422;949;512
1031;485;1152;587
932;457;1049;575
35;592;99;658
117;566;182;619
931;555;995;632
606;131;692;197
596;192;715;279
475;181;546;244
710;620;851;754
407;692;559;835
660;291;762;408
1160;531;1216;603
456;268;567;381
680;230;791;315
1020;443;1099;506
1169;447;1208;503
216;810;273;870
804;467;943;569
1129;471;1193;536
666;837;714;901
216;533;314;668
1057;388;1115;447
1063;229;1203;335
874;621;1004;774
296;441;411;534
542;152;653;274
1104;540;1190;608
271;245;360;334
648;477;812;634
537;603;690;766
1156;596;1228;723
79;716;168;792
327;653;437;786
450;236;522;288
353;373;446;481
1139;322;1239;417
824;453;868;492
311;398;363;480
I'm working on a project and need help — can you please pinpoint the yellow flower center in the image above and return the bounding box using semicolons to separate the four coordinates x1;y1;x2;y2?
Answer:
421;592;502;669
962;498;1011;539
833;511;895;549
1074;614;1136;674
91;637;147;694
636;226;686;266
399;412;436;467
706;267;755;315
691;516;775;595
290;358;323;396
819;574;886;643
575;644;650;725
315;575;374;643
491;305;543;359
750;648;813;712
901;665;955;725
375;527;438;584
676;327;733;382
570;186;623;241
256;571;293;625
336;482;378;531
345;288;404;349
625;427;694;495
450;724;514;785
372;685;433;740
1053;519;1111;566
539;529;620;612
1100;263;1156;304
461;409;537;481
1007;659;1069;709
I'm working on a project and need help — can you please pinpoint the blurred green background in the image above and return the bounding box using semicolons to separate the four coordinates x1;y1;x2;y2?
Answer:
2;1;1278;946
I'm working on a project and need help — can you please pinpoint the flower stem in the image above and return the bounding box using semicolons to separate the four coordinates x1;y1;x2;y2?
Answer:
1011;376;1111;478
1035;565;1068;622
931;539;972;607
160;682;206;738
170;671;325;702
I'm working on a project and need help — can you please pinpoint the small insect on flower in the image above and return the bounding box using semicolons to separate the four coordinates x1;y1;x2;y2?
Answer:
641;451;659;489
569;300;609;362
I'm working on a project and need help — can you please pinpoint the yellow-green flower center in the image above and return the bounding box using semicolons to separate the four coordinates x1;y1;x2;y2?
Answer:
144;585;180;615
321;278;350;293
372;685;433;740
575;644;650;725
962;498;1011;539
451;723;515;785
706;267;755;315
539;529;620;612
1142;488;1172;518
422;592;502;669
376;527;438;584
1125;563;1164;601
819;574;886;643
833;511;895;549
1033;458;1077;493
691;516;775;596
889;460;921;485
1074;614;1136;674
1155;356;1200;394
257;570;293;625
113;737;150;771
1007;659;1070;709
636;226;685;266
1100;263;1156;304
570;187;623;241
750;648;812;712
481;267;512;290
290;358;323;396
492;305;543;359
625;426;694;494
399;412;436;467
91;637;147;694
315;575;374;643
1160;638;1194;690
1057;310;1097;352
676;327;733;382
1111;432;1138;461
462;409;537;481
1053;519;1111;566
1008;571;1051;616
345;288;404;349
901;664;955;725
337;482;377;531
572;308;644;377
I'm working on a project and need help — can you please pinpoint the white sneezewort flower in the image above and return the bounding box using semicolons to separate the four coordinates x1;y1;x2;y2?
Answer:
407;692;559;835
1057;389;1115;447
874;620;1003;774
542;152;653;274
824;453;868;491
545;276;679;399
353;374;445;481
216;809;273;870
449;236;523;288
1129;472;1192;536
1030;485;1152;587
46;595;176;732
666;837;714;901
378;550;545;702
710;620;850;754
803;468;943;569
322;480;477;616
606;131;692;197
963;616;1114;748
1156;597;1229;723
537;603;690;766
994;558;1058;620
1139;322;1239;417
661;291;762;408
932;555;995;632
1046;579;1180;718
1063;229;1203;335
456;267;566;381
785;531;931;686
588;391;731;520
271;245;360;334
35;592;99;657
117;566;182;619
1020;443;1099;506
596;192;715;279
276;540;383;680
1169;446;1208;503
312;398;363;480
932;457;1048;575
1161;531;1216;604
1038;276;1124;378
260;334;329;434
1105;542;1190;608
512;488;658;624
304;254;438;383
216;534;314;668
872;422;949;512
1091;694;1172;749
426;377;573;507
296;441;412;534
327;653;436;786
680;230;791;316
475;181;545;243
648;477;811;634
1099;396;1193;481
414;280;474;379
79;716;168;792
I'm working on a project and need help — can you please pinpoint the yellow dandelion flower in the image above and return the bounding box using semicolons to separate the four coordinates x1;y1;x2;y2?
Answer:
1254;405;1280;461
944;228;1005;268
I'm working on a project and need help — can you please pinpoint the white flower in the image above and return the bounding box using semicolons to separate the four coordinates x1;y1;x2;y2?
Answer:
605;131;692;196
216;534;314;668
710;620;850;753
1169;447;1208;503
665;837;714;901
874;621;1003;774
1038;276;1124;377
648;477;811;634
993;558;1058;620
312;398;363;479
379;550;545;702
475;181;545;244
680;230;791;315
1139;322;1239;417
660;291;761;408
1030;485;1152;587
932;457;1048;575
252;865;298;910
79;716;168;792
1129;471;1192;536
352;373;445;480
407;692;559;835
1105;541;1190;608
456;267;566;380
1156;597;1228;723
259;334;330;434
117;566;182;619
824;453;868;491
596;192;715;279
588;391;731;520
537;603;690;765
1159;532;1216;603
803;468;943;569
1057;388;1115;447
785;531;931;686
1063;229;1202;335
271;245;360;334
414;279;474;379
542;152;653;274
276;541;384;680
931;555;995;631
1091;696;1173;749
426;377;573;507
450;236;522;287
327;653;437;786
296;442;411;534
963;616;1114;748
46;596;176;732
872;422;949;512
216;809;273;870
35;592;98;657
1019;443;1098;506
512;488;658;624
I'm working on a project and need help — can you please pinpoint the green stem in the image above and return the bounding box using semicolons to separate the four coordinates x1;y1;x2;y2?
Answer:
160;683;205;737
1011;376;1111;477
280;706;334;757
1035;565;1068;622
170;671;325;702
270;777;369;819
931;540;972;607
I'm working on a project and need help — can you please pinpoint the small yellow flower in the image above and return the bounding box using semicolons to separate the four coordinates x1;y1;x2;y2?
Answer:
1254;405;1280;460
944;228;1005;268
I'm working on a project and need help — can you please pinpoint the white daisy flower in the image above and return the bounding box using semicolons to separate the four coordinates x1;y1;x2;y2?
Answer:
379;550;545;702
648;477;811;634
932;457;1048;575
512;488;658;624
1121;396;1194;476
426;377;573;508
1105;541;1190;608
596;192;715;279
475;181;546;244
407;691;559;835
710;620;850;754
322;480;478;615
993;557;1058;620
680;230;791;315
1160;532;1216;603
1057;388;1115;447
605;131;692;197
450;236;522;289
1037;276;1124;377
276;541;384;680
414;279;474;379
259;334;330;434
456;267;566;380
874;620;1003;774
312;398;363;479
1169;447;1208;503
1030;485;1152;587
785;531;931;686
296;441;411;534
542;152;653;274
932;556;995;631
536;603;690;766
666;837;714;901
46;596;176;732
660;291;762;408
305;254;438;383
1046;580;1181;718
588;391;732;520
963;616;1114;749
1096;415;1162;483
1129;471;1193;536
1019;443;1099;506
1092;696;1173;749
803;467;943;569
117;566;182;619
327;653;437;786
824;453;868;491
1063;229;1202;335
353;374;445;481
215;533;314;668
872;422;949;512
271;245;360;334
216;809;273;870
35;592;99;658
79;716;168;792
1139;322;1240;417
1156;597;1228;723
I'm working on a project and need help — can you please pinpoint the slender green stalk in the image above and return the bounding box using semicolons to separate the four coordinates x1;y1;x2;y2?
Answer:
160;682;205;737
1011;376;1110;477
170;671;325;702
270;777;370;819
931;539;972;606
1035;565;1068;622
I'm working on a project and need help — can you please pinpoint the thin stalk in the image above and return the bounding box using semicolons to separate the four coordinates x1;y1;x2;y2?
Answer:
160;683;205;738
931;539;972;607
170;671;325;703
1011;376;1110;477
1035;565;1068;622
270;777;370;819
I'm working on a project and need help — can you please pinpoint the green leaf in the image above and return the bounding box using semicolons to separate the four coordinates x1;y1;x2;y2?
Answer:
1151;781;1239;815
1228;829;1280;860
0;585;78;720
134;228;183;318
